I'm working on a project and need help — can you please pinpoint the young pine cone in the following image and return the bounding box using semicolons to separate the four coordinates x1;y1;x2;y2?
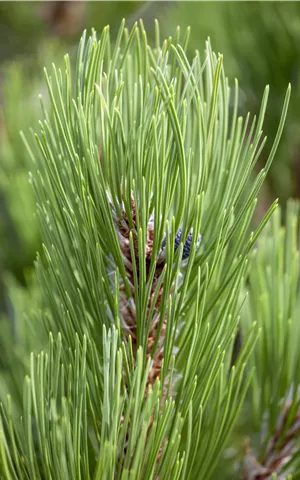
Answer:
112;195;201;388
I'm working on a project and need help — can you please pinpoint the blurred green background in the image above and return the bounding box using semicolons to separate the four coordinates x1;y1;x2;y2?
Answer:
0;0;299;412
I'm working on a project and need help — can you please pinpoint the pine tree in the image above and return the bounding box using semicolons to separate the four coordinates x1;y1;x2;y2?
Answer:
0;21;294;479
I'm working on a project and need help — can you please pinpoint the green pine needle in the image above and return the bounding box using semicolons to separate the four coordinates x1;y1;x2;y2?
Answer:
0;20;291;479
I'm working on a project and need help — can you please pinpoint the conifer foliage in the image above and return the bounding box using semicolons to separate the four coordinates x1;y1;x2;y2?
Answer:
242;201;300;480
0;21;292;479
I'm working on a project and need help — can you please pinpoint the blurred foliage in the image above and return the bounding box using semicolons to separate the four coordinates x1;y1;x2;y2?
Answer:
240;201;300;478
0;272;43;415
0;2;144;59
0;61;40;285
0;58;47;409
0;2;43;60
226;3;300;204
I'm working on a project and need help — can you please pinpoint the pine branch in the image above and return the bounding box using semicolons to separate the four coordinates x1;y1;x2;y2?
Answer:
0;21;290;479
243;400;300;480
113;193;201;390
241;201;300;479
